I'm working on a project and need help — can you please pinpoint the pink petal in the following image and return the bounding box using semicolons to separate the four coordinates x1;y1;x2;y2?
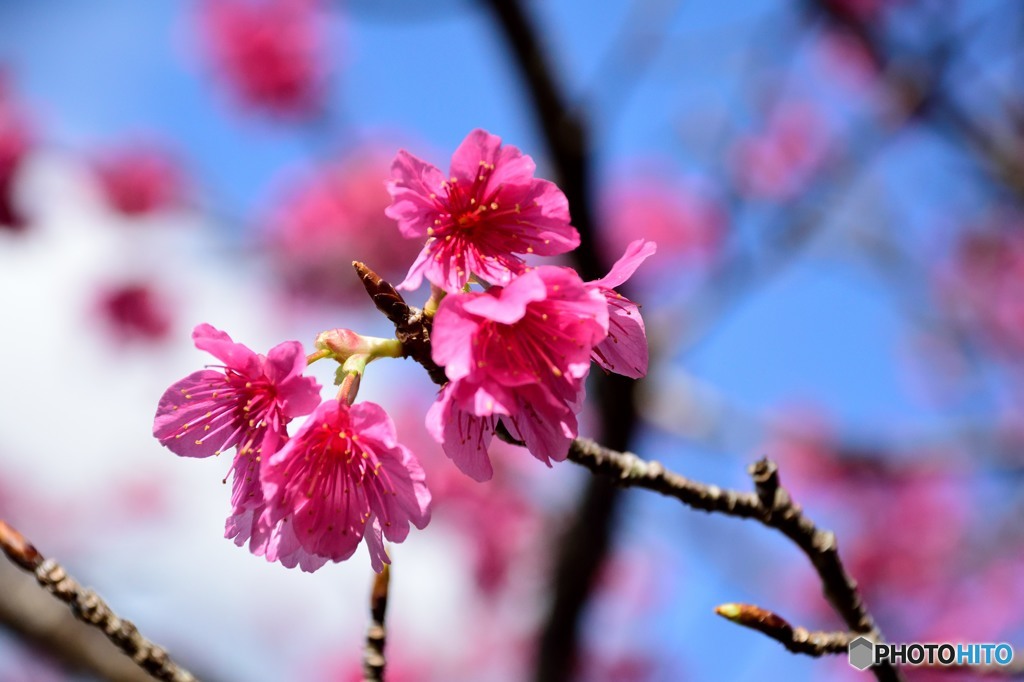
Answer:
376;444;431;541
385;150;446;239
593;297;649;379
426;385;496;482
364;518;390;573
153;370;238;458
191;323;260;373
397;243;433;292
461;271;546;324
431;296;480;381
348;401;398;449
593;239;657;290
503;388;577;465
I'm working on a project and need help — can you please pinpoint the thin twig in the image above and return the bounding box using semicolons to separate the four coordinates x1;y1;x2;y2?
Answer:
355;262;903;682
0;520;198;682
713;603;853;657
362;565;390;682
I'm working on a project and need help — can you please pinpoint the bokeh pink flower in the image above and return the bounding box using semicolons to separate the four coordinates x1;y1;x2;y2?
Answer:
732;103;830;201
96;281;174;343
93;146;183;216
265;149;421;301
200;0;327;117
0;74;31;232
598;176;721;275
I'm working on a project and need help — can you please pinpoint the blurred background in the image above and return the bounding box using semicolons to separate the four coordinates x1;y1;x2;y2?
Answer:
1;0;1023;680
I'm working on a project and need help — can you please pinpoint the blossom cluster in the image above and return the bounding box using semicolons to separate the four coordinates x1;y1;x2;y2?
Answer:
153;129;653;571
390;130;654;479
154;325;430;572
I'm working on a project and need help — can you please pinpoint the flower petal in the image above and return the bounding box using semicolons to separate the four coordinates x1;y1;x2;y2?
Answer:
593;239;657;290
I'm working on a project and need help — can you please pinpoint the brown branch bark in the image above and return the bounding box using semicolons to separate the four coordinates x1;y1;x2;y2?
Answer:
0;520;198;682
713;603;853;657
362;564;390;682
0;556;158;682
355;262;903;682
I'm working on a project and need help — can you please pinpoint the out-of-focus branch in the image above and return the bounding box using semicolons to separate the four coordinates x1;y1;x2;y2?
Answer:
362;565;390;682
810;0;1024;199
713;603;853;656
0;520;198;682
467;3;643;680
357;262;902;682
0;555;157;682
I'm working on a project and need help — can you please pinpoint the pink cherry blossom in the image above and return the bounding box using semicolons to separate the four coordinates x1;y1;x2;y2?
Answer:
264;149;422;302
385;129;580;292
96;281;174;343
258;399;431;572
598;175;720;274
94;146;182;216
427;266;608;479
945;226;1024;355
587;239;656;379
731;102;830;200
200;0;326;117
0;75;31;232
153;324;321;544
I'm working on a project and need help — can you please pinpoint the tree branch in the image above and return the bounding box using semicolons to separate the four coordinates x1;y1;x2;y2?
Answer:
362;564;390;682
0;556;159;682
713;602;853;657
355;262;903;682
475;3;639;679
0;520;198;682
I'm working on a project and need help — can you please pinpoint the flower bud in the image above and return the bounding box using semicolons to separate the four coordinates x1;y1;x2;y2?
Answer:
315;329;403;362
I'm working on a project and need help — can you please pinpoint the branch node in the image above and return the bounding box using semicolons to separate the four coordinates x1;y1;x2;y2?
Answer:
750;457;782;513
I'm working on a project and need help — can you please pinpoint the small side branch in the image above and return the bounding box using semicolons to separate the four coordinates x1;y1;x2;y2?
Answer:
362;565;390;682
0;520;198;682
353;261;447;387
714;603;852;657
356;262;902;682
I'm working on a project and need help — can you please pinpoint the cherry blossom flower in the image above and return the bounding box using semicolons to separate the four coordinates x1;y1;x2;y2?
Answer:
587;239;657;379
945;227;1024;356
386;129;580;292
598;177;720;274
200;0;326;117
0;75;31;232
96;281;174;343
427;266;608;480
258;399;431;572
731;103;830;200
94;146;182;216
153;324;321;544
265;149;421;301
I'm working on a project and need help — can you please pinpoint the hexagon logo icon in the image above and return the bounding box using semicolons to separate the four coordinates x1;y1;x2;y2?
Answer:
849;636;874;671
